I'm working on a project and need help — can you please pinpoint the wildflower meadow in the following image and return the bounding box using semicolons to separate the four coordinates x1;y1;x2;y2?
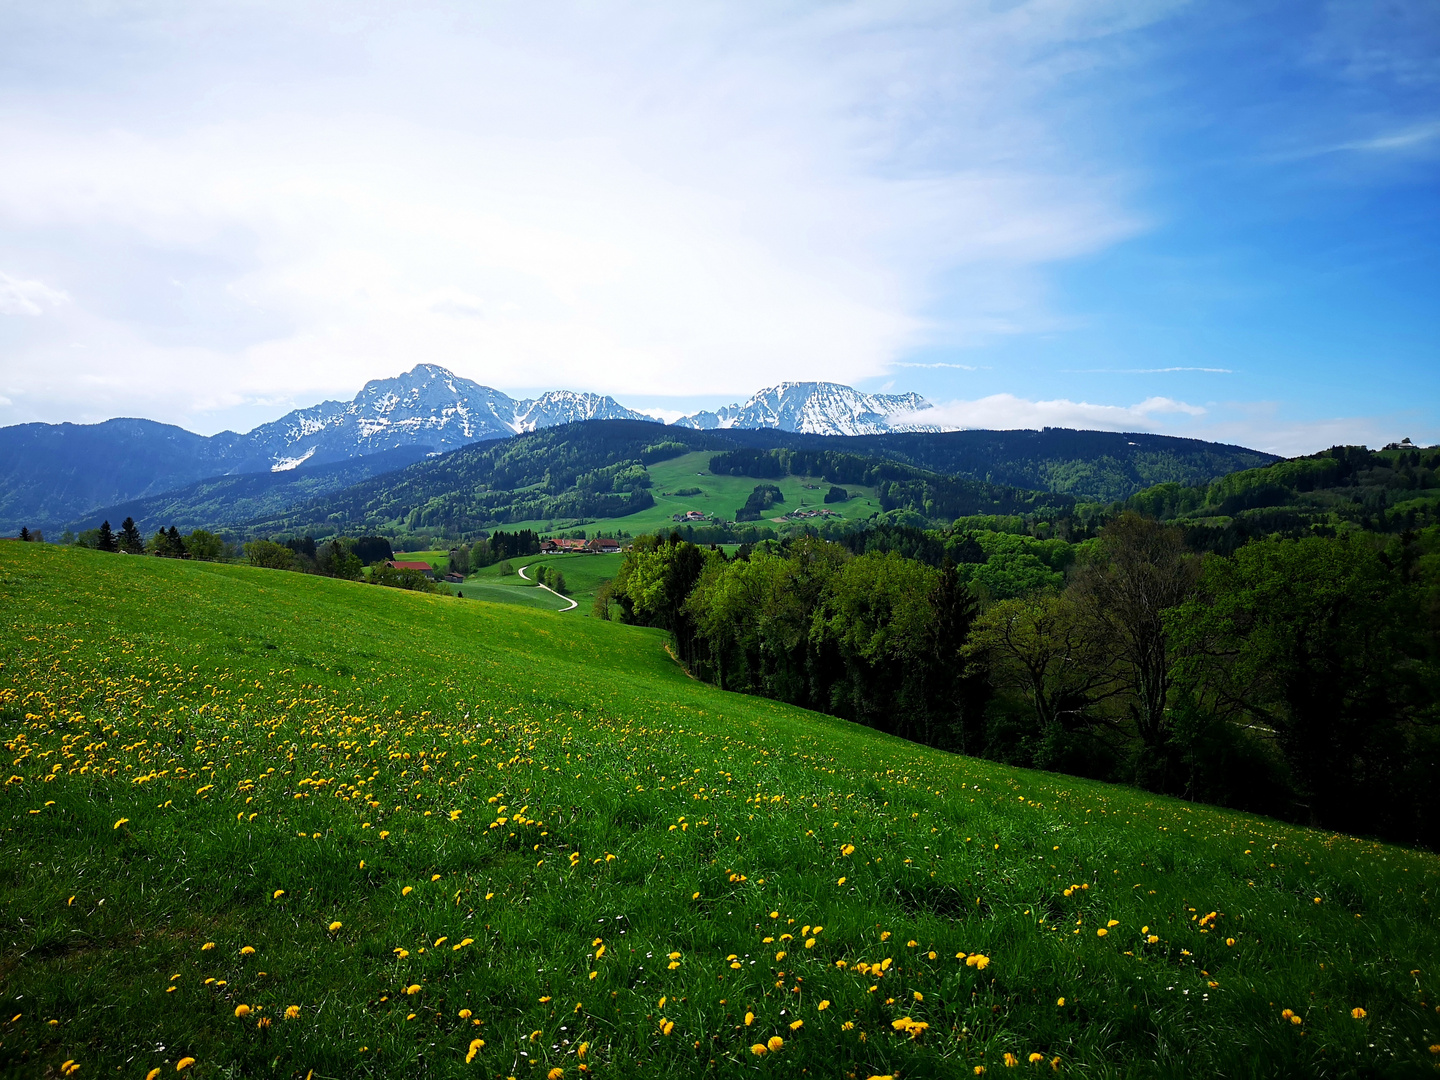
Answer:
2;542;1437;1078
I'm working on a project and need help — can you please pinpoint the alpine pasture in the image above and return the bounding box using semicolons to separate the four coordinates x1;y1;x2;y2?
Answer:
2;542;1438;1079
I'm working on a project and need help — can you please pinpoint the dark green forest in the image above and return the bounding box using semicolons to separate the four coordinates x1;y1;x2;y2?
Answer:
606;514;1440;851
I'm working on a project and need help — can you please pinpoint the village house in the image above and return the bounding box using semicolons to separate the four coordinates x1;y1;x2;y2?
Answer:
386;560;436;579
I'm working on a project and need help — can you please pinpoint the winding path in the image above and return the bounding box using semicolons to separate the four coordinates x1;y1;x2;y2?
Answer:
517;561;579;611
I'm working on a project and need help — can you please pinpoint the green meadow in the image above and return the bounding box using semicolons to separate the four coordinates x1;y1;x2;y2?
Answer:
496;451;884;536
2;541;1438;1079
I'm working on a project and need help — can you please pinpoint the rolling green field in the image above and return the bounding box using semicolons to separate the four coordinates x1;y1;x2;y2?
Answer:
461;554;623;613
3;542;1439;1079
498;451;884;536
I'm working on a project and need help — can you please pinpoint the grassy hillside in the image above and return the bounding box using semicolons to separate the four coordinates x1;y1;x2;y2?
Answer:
497;451;885;536
2;542;1438;1079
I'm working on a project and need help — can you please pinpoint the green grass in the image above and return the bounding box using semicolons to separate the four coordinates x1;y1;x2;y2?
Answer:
498;451;884;536
2;541;1439;1079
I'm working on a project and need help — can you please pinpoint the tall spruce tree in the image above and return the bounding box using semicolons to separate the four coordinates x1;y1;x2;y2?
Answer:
97;520;118;553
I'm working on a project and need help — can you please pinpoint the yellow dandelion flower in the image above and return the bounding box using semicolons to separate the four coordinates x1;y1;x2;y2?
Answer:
113;818;129;829
767;1035;784;1052
548;1069;564;1080
285;1006;300;1019
1226;937;1236;946
1351;1007;1366;1019
273;890;285;899
201;942;215;951
328;921;343;932
577;1042;589;1059
539;995;551;1003
459;1009;472;1019
661;1019;674;1036
745;1011;755;1026
691;891;700;900
790;1019;804;1031
239;946;255;956
913;991;923;1002
1003;1052;1019;1067
465;1038;484;1063
1057;997;1065;1006
234;1004;251;1018
379;830;390;839
975;1068;986;1076
750;1044;768;1057
1106;920;1119;928
818;1000;831;1011
775;951;786;961
402;886;413;896
432;874;442;882
405;984;422;995
880;931;891;942
1146;935;1159;945
148;1071;162;1080
1029;1052;1045;1064
837;877;847;886
1096;928;1108;937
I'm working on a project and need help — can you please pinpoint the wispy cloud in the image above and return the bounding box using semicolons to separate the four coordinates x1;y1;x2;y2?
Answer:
888;361;985;371
901;393;1206;433
1061;367;1233;374
0;1;1158;430
0;272;67;316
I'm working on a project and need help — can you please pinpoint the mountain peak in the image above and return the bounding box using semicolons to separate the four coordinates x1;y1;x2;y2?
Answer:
675;381;937;436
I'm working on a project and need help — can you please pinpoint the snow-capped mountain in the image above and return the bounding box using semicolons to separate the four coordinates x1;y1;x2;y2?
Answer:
242;365;655;471
675;381;938;436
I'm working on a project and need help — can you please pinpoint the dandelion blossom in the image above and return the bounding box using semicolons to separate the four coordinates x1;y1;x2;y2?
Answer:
1003;1052;1019;1067
1096;928;1108;937
466;1038;484;1063
548;1069;563;1079
114;818;129;830
767;1035;784;1052
200;942;215;952
240;946;256;956
1351;1007;1367;1019
234;1005;251;1018
1057;997;1065;1007
817;1000;830;1011
402;886;413;896
272;890;285;899
745;1011;755;1026
1029;1053;1045;1064
285;1006;300;1020
405;984;421;996
458;1009;472;1019
328;921;342;932
750;1044;768;1057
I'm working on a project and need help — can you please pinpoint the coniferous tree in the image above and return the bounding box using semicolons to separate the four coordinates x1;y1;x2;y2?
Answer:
120;517;144;553
19;527;29;541
97;520;118;553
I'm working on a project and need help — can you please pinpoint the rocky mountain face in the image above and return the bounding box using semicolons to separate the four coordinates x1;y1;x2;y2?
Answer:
676;381;937;436
242;365;654;471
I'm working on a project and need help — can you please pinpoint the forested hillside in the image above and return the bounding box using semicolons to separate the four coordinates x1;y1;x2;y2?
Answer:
736;427;1277;502
606;515;1440;851
242;422;1075;541
1126;443;1440;550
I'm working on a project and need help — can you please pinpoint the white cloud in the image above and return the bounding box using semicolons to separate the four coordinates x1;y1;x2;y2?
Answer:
904;393;1205;432
0;1;1159;431
0;272;67;316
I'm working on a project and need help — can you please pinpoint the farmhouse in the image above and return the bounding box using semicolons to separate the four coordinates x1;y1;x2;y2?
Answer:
386;560;436;579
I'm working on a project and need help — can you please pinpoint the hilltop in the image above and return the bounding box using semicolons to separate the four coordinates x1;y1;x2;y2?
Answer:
2;542;1438;1078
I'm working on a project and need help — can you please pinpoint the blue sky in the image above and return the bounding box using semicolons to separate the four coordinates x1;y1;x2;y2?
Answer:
0;0;1435;454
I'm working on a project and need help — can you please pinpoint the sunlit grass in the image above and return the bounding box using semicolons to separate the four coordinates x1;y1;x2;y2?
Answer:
2;542;1437;1079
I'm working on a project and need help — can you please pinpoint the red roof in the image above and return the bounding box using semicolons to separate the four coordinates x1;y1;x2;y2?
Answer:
389;561;434;571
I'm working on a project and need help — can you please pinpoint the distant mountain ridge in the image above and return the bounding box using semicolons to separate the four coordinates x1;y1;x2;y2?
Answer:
0;364;1275;534
676;381;936;436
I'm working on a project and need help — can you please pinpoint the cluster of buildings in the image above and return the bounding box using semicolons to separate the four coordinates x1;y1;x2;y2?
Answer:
538;537;622;555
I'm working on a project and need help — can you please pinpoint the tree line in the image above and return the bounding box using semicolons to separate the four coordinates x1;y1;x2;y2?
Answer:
607;516;1440;849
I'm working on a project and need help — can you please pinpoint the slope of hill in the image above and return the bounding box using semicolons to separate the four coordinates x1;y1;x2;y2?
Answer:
242;421;1074;540
2;542;1437;1078
1127;443;1440;548
65;446;432;534
719;427;1280;504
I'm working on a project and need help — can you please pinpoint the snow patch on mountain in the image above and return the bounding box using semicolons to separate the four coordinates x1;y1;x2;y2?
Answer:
676;381;939;436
